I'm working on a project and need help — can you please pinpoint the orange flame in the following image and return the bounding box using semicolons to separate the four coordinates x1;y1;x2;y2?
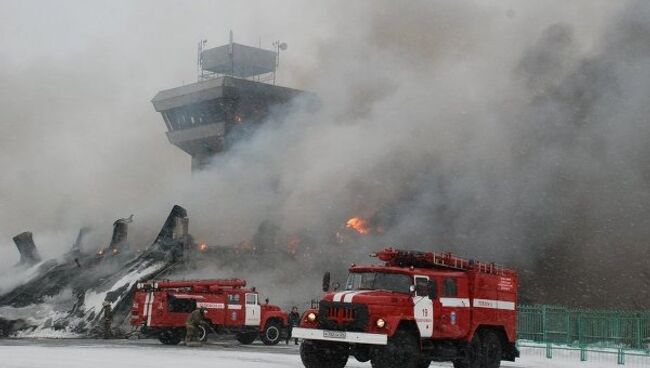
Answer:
199;243;208;252
236;240;254;253
346;217;370;235
287;234;301;255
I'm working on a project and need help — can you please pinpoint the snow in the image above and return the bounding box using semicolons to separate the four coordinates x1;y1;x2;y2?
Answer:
0;340;647;368
3;260;167;338
517;345;650;368
83;261;165;315
0;295;77;338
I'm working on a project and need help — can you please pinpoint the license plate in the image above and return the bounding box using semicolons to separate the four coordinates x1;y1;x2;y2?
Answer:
323;330;346;339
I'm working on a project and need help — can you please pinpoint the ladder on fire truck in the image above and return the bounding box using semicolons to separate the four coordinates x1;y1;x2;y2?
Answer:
136;279;247;293
371;248;515;276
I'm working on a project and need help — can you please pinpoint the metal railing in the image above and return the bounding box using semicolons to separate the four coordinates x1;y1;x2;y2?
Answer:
517;304;650;365
517;343;650;366
518;305;650;349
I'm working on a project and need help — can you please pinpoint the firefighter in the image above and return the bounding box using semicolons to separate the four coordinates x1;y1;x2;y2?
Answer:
286;306;300;345
100;301;113;339
185;306;209;345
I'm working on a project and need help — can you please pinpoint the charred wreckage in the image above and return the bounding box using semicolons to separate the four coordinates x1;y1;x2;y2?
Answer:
0;205;193;337
0;203;372;339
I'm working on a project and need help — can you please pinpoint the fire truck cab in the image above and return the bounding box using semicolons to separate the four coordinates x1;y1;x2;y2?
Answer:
131;279;288;345
293;248;519;368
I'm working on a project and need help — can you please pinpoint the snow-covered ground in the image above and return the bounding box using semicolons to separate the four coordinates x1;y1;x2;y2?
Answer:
1;339;645;368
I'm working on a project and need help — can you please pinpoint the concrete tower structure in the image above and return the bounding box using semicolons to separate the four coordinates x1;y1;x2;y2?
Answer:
152;37;310;171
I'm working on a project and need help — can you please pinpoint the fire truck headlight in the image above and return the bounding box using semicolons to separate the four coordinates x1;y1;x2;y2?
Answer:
376;319;386;328
307;312;317;322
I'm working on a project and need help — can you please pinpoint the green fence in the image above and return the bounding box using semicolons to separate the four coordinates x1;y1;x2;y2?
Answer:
518;305;650;350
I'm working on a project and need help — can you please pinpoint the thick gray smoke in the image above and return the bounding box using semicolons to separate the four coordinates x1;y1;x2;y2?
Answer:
1;1;648;309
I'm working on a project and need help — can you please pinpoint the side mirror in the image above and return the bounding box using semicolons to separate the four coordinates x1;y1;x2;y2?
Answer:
322;272;331;292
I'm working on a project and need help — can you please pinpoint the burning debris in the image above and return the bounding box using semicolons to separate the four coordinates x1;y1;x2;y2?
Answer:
109;215;133;254
198;242;208;252
0;205;195;337
287;234;301;255
94;215;135;258
345;216;370;235
150;205;191;259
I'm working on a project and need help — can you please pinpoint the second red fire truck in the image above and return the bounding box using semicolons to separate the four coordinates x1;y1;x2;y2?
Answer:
292;248;519;368
131;279;288;345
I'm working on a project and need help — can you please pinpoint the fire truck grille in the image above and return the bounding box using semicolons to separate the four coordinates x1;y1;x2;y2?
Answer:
318;301;368;331
328;306;356;320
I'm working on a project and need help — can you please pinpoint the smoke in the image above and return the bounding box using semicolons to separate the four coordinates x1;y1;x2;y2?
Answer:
1;0;648;309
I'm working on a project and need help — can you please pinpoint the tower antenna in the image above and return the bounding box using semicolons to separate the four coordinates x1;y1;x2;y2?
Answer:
272;40;288;84
229;30;234;77
197;39;207;82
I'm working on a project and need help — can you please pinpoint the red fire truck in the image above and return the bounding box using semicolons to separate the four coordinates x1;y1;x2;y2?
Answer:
131;279;288;345
292;248;519;368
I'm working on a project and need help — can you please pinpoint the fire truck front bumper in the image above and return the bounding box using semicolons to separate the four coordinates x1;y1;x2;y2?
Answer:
291;327;388;345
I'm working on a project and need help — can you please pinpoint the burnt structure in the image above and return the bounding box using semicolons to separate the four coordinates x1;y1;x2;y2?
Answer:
109;215;133;252
0;206;194;337
71;227;91;255
151;39;310;171
13;232;41;266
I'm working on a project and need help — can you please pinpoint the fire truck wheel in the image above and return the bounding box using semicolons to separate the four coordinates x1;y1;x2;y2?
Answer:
261;320;282;345
197;325;208;342
352;346;370;362
480;331;502;368
159;330;181;345
371;330;420;368
453;333;481;368
236;332;258;345
300;340;349;368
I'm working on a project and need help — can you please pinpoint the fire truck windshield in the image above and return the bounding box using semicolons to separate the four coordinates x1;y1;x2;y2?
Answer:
345;272;412;294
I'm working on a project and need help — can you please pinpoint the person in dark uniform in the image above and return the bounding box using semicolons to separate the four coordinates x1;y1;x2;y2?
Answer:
286;306;300;345
185;307;208;345
100;301;113;339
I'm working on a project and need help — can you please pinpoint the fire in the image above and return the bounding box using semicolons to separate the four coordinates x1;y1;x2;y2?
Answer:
287;234;300;255
236;240;254;253
346;217;370;235
198;242;208;252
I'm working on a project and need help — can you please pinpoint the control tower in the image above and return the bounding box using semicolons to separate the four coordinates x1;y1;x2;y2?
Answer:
152;35;311;171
